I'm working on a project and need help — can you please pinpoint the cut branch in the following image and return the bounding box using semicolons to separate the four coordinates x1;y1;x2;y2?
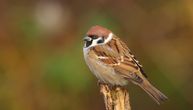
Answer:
100;84;131;110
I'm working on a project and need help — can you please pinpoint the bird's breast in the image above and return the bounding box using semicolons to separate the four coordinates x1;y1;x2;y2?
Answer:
83;48;128;86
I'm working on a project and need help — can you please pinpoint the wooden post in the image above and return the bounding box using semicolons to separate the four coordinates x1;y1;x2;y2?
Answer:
100;84;131;110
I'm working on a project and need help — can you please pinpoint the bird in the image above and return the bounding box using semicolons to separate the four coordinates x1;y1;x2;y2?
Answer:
83;25;168;104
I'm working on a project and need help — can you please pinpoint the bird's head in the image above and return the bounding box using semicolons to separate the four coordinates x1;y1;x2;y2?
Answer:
83;25;113;48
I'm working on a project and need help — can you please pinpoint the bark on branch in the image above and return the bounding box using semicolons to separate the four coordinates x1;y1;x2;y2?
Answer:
100;84;131;110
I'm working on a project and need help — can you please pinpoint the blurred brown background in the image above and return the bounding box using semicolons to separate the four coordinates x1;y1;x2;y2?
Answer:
0;0;193;110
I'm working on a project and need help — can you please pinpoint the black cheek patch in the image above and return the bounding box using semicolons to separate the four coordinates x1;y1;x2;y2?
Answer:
97;37;104;44
86;40;93;47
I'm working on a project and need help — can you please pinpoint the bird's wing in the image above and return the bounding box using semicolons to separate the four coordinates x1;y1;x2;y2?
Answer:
91;37;147;83
116;39;147;78
112;54;145;83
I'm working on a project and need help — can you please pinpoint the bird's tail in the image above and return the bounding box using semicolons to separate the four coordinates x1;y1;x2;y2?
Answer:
139;80;168;105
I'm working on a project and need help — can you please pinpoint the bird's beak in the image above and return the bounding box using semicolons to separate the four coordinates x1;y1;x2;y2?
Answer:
83;36;92;42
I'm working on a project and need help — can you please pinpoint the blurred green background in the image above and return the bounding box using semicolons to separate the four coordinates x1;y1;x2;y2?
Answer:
0;0;193;110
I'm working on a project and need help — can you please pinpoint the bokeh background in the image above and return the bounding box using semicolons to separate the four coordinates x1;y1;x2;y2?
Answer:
0;0;193;110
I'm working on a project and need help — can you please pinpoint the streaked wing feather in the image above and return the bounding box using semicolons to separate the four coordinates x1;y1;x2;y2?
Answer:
119;39;148;78
92;37;147;80
127;52;147;78
114;65;144;83
92;44;120;65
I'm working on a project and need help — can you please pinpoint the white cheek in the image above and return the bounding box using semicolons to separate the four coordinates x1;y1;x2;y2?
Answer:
83;32;113;49
104;33;113;43
83;39;99;49
83;40;97;57
90;39;98;47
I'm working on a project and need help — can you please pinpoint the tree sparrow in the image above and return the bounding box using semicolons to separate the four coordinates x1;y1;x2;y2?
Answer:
83;25;168;104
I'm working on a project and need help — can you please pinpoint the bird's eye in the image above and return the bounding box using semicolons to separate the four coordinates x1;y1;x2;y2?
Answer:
97;38;104;44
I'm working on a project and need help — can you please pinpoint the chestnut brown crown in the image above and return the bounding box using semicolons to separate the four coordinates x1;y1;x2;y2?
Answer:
86;25;112;38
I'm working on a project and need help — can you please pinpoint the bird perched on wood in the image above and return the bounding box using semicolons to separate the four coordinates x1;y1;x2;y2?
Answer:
83;25;168;104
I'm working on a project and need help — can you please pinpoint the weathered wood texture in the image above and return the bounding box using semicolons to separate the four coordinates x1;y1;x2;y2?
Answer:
100;84;131;110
